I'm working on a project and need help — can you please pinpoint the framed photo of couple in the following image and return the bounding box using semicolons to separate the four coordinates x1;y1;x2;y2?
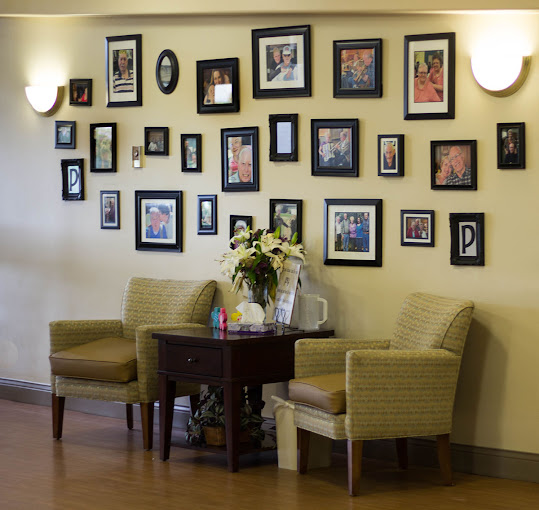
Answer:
312;119;358;177
431;140;477;190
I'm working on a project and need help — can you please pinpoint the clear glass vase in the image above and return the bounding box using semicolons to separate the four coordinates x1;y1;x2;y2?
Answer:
248;283;268;314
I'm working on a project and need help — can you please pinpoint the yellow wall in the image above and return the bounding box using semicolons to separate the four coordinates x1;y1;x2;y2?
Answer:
0;11;538;455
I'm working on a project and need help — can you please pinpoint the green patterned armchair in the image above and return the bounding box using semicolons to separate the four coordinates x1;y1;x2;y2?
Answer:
49;277;216;450
289;292;474;496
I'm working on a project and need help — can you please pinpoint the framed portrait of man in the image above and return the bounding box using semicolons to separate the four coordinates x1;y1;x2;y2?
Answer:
221;127;259;192
106;34;142;107
497;122;525;169
378;134;404;177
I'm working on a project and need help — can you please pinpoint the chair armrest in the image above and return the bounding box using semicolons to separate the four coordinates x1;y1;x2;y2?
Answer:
294;338;391;378
49;320;123;354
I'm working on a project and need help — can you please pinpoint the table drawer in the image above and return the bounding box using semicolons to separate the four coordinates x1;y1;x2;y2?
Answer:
164;344;222;377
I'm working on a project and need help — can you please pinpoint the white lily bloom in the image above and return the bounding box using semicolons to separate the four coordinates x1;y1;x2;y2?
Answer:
230;229;251;245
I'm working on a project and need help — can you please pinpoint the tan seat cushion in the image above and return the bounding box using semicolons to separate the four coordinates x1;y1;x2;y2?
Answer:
49;337;137;383
289;373;346;414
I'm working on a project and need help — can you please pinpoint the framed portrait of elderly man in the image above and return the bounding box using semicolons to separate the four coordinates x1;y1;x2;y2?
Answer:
378;134;404;176
404;32;455;120
221;126;259;192
252;25;311;98
197;58;239;114
106;34;142;107
497;122;525;169
431;140;477;190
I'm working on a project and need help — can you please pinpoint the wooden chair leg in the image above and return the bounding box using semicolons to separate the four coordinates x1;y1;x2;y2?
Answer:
436;433;454;486
52;393;65;440
347;439;363;497
140;402;154;451
189;393;200;416
396;437;408;469
126;404;134;430
297;427;310;474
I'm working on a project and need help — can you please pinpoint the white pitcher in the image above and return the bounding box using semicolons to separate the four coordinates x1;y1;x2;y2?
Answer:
298;294;328;331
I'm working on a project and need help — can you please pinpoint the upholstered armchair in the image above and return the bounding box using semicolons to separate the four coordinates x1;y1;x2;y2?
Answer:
49;277;216;450
290;292;474;496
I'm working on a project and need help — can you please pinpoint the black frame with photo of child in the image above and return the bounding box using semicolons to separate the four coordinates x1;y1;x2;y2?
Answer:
145;127;169;156
135;190;182;252
197;195;217;235
100;190;120;230
378;134;404;177
497;122;525;169
400;210;434;247
61;159;84;201
106;34;142;108
229;215;253;246
312;119;358;177
269;199;303;243
90;123;117;172
55;121;76;149
269;113;298;162
324;198;382;267
404;32;455;120
197;58;239;114
252;25;311;99
450;212;485;266
69;79;92;106
431;140;477;190
333;39;382;98
181;134;202;172
221;126;259;192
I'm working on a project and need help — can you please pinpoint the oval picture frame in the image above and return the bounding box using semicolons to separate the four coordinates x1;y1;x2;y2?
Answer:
156;49;179;94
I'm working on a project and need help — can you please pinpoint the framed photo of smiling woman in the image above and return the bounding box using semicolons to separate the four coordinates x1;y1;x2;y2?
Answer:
221;127;259;192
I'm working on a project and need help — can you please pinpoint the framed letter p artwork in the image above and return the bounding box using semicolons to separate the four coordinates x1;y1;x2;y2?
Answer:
450;212;484;266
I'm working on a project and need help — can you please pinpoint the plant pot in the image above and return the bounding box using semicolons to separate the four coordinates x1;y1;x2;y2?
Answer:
203;426;251;446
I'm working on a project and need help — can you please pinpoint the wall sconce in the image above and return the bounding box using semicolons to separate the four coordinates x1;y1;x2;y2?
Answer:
25;85;64;116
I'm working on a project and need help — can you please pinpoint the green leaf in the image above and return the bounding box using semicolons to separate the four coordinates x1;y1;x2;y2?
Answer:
274;226;281;238
291;232;298;245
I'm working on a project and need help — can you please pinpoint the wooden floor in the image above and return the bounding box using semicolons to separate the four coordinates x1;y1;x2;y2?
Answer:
1;399;537;510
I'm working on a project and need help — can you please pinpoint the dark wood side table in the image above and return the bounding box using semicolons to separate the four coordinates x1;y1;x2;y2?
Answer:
154;326;334;472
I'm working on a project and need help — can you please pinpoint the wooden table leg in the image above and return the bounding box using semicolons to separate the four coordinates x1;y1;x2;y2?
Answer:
224;381;242;472
159;375;176;461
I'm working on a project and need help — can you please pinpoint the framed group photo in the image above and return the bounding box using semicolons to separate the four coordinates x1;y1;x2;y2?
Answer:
61;159;84;201
333;38;382;98
197;195;217;235
497;122;525;169
181;134;202;172
450;212;485;266
55;121;75;149
135;190;182;252
324;198;383;267
69;79;92;106
197;58;239;114
145;127;169;156
106;34;142;107
221;126;259;192
404;32;455;120
100;190;120;229
269;199;302;242
252;25;311;98
431;140;477;190
401;210;434;247
378;134;404;176
90;123;117;172
269;113;298;162
312;119;358;177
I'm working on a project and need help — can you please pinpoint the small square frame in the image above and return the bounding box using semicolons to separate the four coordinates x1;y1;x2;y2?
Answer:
90;123;117;172
100;190;120;229
431;140;477;190
55;121;76;149
198;195;217;235
378;134;404;176
450;212;485;266
69;79;92;106
312;119;358;177
497;122;525;169
181;134;202;172
269;114;298;162
145;127;169;156
269;199;303;242
221;126;259;192
106;34;142;108
229;215;253;246
401;210;434;247
61;159;84;201
197;58;239;114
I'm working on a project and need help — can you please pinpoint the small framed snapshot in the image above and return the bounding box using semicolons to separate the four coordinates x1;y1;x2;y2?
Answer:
221;126;259;192
497;122;525;169
312;119;358;177
135;190;182;252
197;195;217;235
269;199;302;242
404;32;455;120
333;38;382;98
269;113;298;162
197;58;239;114
145;127;169;156
401;210;434;247
106;34;142;107
100;190;120;229
61;159;84;201
181;134;202;172
69;79;92;106
156;49;179;95
55;121;75;149
90;123;117;172
431;140;477;190
378;134;404;176
324;199;383;267
252;25;311;98
450;212;485;266
230;215;253;247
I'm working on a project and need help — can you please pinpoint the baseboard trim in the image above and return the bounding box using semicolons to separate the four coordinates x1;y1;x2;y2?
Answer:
1;378;537;483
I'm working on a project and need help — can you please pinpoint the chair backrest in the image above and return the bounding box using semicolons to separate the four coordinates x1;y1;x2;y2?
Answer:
390;292;474;355
121;277;216;339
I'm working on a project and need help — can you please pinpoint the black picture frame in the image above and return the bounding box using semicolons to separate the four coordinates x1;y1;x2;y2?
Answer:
181;134;202;172
69;79;92;106
135;190;182;252
197;58;239;114
197;195;217;235
269;114;298;162
61;159;84;201
378;134;404;177
145;127;169;156
401;210;435;247
252;25;311;99
90;123;117;172
229;215;253;246
100;190;120;229
324;199;382;267
221;126;259;192
333;38;382;98
156;49;179;95
404;32;455;120
312;119;358;177
55;121;75;149
450;212;485;266
431;140;477;190
106;34;142;107
269;199;303;242
497;122;525;169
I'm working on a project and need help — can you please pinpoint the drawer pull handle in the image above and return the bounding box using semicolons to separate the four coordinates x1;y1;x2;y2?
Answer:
187;357;198;364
